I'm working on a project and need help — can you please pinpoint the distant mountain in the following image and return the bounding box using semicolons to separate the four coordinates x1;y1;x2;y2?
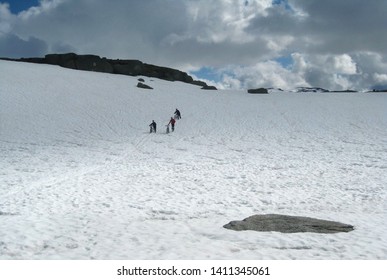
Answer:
294;87;362;93
295;87;330;93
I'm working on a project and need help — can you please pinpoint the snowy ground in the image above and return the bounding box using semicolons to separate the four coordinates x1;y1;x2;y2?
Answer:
0;60;386;259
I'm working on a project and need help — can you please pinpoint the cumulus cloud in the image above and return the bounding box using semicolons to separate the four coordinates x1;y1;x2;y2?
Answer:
373;73;387;84
0;0;386;90
217;60;308;90
329;54;357;75
211;51;384;91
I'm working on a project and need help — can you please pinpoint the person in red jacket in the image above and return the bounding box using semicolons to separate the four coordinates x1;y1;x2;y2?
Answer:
168;117;176;132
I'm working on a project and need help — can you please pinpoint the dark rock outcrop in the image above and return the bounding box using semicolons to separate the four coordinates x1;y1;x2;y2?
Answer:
1;53;215;89
136;82;153;90
224;214;354;234
111;59;143;76
201;85;217;90
44;53;115;73
369;89;387;92
191;80;208;87
248;88;269;94
331;90;358;93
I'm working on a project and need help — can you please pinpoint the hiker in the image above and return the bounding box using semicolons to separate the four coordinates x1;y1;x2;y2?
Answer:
149;120;157;133
174;108;181;119
168;117;176;132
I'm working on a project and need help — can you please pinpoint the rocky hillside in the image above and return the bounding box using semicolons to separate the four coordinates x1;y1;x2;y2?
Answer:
1;53;216;89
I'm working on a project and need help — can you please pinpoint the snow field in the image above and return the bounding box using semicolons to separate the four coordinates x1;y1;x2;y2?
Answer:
0;60;386;259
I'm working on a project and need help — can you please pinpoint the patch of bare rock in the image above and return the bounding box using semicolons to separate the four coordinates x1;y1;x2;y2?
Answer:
223;214;354;234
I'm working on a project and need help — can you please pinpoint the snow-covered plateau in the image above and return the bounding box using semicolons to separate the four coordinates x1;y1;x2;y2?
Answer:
0;60;386;259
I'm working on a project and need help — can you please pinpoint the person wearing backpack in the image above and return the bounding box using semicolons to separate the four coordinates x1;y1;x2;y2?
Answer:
168;117;176;132
174;108;181;119
149;120;157;133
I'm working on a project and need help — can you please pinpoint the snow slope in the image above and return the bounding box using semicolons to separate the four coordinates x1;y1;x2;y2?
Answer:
0;60;386;259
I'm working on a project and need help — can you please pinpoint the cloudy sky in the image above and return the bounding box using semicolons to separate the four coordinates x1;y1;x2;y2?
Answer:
1;0;386;90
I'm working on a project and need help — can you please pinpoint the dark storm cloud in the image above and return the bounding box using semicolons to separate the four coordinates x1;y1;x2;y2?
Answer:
0;33;48;58
287;0;387;53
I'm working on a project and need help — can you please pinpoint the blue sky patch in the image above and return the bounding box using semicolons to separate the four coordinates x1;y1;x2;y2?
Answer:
274;55;294;68
5;0;40;14
272;0;292;11
190;67;222;83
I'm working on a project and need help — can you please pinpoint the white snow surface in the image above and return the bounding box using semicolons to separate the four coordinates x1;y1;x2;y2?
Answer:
0;60;386;260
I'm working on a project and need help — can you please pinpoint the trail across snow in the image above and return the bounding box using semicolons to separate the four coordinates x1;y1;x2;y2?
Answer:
0;60;386;259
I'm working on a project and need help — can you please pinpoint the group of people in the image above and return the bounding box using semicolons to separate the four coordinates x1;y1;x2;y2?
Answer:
149;109;181;133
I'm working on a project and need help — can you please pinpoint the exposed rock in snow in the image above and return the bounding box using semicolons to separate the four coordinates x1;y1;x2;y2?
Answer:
201;85;217;90
224;214;354;234
136;82;153;89
296;87;330;93
247;88;269;94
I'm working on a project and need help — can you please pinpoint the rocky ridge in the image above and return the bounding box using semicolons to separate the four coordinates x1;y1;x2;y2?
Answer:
1;53;216;90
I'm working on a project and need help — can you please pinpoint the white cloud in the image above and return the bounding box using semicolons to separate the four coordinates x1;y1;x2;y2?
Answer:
291;53;307;73
332;74;352;91
18;0;64;20
373;73;387;84
184;0;270;44
331;54;357;75
215;60;309;90
0;3;13;34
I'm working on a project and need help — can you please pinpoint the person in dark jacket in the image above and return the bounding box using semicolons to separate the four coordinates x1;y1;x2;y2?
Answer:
168;117;176;132
174;108;181;119
149;120;157;133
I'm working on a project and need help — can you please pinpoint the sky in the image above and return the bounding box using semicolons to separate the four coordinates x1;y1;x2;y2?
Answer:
0;0;386;90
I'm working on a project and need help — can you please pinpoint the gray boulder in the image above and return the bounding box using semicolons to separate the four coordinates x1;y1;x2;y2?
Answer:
223;214;354;234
